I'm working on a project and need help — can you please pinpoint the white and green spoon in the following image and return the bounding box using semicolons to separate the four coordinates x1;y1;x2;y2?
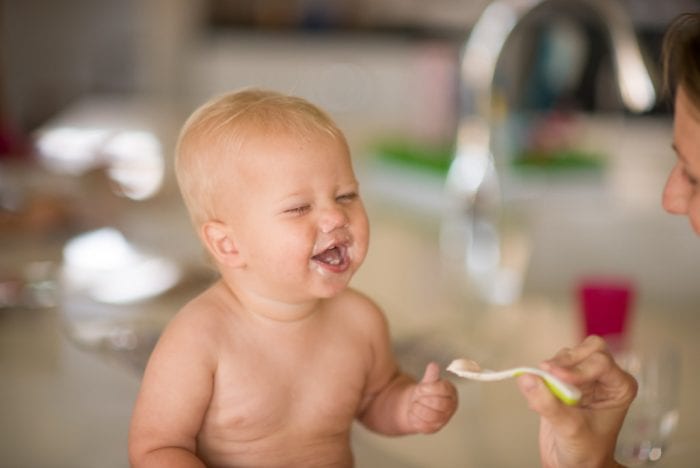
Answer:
447;358;582;406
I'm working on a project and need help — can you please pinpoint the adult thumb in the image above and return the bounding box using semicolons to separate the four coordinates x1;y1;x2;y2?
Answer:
516;373;571;427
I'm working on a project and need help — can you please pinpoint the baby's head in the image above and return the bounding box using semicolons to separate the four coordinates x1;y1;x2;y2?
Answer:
175;89;369;301
176;88;348;227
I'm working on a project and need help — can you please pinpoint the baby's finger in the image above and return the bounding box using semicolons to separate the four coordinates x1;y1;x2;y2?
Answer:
409;416;444;434
416;378;457;396
414;394;457;413
409;401;452;431
420;362;441;384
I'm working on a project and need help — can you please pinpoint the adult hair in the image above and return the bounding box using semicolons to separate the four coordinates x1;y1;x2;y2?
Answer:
662;12;700;109
175;88;347;226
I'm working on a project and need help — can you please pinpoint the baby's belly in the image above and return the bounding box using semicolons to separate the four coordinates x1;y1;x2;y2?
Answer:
197;428;354;467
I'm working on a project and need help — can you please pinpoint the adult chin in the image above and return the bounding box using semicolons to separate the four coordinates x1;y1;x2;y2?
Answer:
690;215;700;236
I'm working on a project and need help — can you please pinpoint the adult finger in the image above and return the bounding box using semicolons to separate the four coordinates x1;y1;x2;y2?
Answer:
545;335;608;369
516;373;584;436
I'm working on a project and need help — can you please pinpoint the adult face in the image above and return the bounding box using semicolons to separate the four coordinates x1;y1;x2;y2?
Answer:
662;85;700;235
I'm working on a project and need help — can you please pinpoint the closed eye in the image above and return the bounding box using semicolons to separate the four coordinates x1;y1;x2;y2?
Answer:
336;192;358;203
284;205;311;215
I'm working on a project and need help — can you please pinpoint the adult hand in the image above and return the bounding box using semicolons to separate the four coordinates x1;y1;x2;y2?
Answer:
516;335;637;468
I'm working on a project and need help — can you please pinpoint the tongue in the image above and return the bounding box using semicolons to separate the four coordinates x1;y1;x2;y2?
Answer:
313;247;342;265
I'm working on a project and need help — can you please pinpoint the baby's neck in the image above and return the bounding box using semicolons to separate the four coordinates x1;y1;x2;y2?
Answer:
216;278;323;325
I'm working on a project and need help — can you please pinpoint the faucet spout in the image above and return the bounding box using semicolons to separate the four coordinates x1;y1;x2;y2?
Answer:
461;0;655;118
442;0;655;304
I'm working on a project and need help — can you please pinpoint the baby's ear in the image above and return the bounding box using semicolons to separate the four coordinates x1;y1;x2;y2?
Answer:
201;220;244;268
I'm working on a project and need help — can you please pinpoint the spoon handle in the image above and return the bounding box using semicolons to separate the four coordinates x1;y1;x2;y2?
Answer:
448;368;518;381
447;362;582;406
513;368;582;406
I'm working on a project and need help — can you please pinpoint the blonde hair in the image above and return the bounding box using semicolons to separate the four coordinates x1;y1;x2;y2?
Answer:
175;88;347;226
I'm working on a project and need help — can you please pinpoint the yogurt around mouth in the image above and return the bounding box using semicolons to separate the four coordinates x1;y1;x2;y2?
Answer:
310;242;351;276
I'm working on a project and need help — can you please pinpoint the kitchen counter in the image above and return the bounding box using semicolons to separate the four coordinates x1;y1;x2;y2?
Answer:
0;305;140;468
1;104;698;466
1;190;698;467
350;203;700;467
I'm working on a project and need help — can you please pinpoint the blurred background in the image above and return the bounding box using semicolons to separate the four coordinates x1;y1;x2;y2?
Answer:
1;0;699;466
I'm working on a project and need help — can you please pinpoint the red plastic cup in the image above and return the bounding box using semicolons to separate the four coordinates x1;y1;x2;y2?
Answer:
577;278;634;342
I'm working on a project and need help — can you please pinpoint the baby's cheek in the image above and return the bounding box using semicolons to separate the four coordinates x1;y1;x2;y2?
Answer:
351;229;370;264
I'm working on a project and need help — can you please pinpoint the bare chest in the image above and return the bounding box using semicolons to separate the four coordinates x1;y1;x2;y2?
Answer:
199;331;369;445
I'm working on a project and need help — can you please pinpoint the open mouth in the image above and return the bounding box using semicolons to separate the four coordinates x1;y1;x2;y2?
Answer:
311;244;349;271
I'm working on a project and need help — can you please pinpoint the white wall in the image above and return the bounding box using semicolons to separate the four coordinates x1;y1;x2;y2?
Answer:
1;0;139;129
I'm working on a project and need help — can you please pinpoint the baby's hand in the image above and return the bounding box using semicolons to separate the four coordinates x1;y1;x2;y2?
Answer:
407;362;458;434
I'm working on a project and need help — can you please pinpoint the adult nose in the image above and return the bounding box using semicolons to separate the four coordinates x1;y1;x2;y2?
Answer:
662;164;691;215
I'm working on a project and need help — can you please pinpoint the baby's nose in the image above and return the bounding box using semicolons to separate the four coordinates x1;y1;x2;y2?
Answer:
319;206;349;233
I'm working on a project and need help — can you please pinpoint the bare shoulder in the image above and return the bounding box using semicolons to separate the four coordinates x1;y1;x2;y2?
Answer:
327;288;390;336
172;281;230;328
152;280;233;363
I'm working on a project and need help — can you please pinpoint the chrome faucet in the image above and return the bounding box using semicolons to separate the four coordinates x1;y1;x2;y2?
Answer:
441;0;656;305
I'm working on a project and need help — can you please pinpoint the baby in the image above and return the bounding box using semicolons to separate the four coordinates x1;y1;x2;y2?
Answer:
128;89;458;467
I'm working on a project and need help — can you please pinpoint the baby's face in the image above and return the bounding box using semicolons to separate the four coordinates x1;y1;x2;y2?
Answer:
218;129;369;302
663;85;700;235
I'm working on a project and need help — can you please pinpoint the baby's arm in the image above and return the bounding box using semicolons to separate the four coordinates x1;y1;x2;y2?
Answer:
128;307;217;467
355;298;458;435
